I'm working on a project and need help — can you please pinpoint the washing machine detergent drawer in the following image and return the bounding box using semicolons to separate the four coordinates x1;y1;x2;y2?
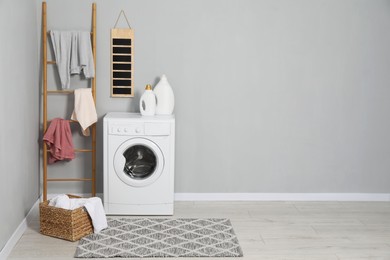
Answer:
145;123;171;135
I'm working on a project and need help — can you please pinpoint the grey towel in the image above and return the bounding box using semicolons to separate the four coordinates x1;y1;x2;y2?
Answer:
50;31;95;89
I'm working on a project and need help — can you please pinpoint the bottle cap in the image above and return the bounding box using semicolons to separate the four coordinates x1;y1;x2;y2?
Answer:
145;84;152;90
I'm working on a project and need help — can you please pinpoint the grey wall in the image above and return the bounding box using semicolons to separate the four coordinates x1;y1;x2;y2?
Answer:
0;0;40;251
40;0;390;194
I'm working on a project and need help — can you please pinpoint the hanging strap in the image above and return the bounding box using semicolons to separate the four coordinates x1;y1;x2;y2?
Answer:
114;10;132;29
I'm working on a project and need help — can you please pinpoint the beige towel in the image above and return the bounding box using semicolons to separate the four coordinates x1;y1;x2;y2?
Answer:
71;88;97;136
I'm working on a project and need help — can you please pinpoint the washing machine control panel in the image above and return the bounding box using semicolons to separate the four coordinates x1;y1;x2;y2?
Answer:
109;123;144;135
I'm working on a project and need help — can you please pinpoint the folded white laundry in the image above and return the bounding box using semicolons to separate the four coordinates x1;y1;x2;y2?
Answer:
49;195;108;233
84;197;108;233
48;194;71;209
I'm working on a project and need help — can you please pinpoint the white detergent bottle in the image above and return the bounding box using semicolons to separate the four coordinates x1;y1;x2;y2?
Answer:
140;84;156;116
154;74;175;115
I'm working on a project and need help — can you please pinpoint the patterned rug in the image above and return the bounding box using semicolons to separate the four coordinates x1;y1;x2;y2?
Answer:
75;218;243;258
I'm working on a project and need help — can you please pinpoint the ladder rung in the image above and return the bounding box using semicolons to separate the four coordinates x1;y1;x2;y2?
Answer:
47;31;93;35
47;90;74;94
75;149;93;153
46;149;92;153
47;119;78;123
47;178;93;182
47;60;56;64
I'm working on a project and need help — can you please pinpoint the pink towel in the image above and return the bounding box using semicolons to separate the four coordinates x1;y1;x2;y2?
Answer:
43;118;75;164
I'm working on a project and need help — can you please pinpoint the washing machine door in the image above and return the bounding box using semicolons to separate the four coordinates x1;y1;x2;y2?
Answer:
113;138;164;187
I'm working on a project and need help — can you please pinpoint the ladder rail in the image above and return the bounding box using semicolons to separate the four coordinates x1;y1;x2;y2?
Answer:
42;1;48;201
91;2;97;197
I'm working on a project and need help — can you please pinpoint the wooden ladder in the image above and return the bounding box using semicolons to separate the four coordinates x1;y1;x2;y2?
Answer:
41;2;97;201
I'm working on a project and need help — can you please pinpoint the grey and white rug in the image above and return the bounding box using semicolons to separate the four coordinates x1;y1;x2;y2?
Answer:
75;218;243;258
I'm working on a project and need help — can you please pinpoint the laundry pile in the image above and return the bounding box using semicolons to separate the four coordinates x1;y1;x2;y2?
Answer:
49;194;107;233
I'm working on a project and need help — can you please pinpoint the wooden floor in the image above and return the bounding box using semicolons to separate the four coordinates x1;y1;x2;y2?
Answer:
8;201;390;260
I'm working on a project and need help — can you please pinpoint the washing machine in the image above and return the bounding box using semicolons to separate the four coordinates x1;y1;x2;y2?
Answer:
103;112;175;215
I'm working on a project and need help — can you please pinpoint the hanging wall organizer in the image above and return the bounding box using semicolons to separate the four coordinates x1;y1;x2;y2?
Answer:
41;2;97;201
111;10;134;97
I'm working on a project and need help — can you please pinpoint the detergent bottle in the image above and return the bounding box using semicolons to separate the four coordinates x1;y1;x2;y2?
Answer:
139;84;156;116
154;74;174;115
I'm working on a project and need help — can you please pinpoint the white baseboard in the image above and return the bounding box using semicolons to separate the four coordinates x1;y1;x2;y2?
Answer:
174;193;390;201
47;192;390;202
0;199;40;260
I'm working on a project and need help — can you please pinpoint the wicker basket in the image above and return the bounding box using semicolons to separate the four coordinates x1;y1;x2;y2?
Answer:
39;195;93;241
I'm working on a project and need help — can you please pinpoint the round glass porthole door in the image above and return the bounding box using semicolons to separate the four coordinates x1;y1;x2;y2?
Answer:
113;138;164;187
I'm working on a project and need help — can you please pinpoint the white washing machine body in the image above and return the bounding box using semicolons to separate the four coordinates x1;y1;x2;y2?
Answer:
103;112;175;215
